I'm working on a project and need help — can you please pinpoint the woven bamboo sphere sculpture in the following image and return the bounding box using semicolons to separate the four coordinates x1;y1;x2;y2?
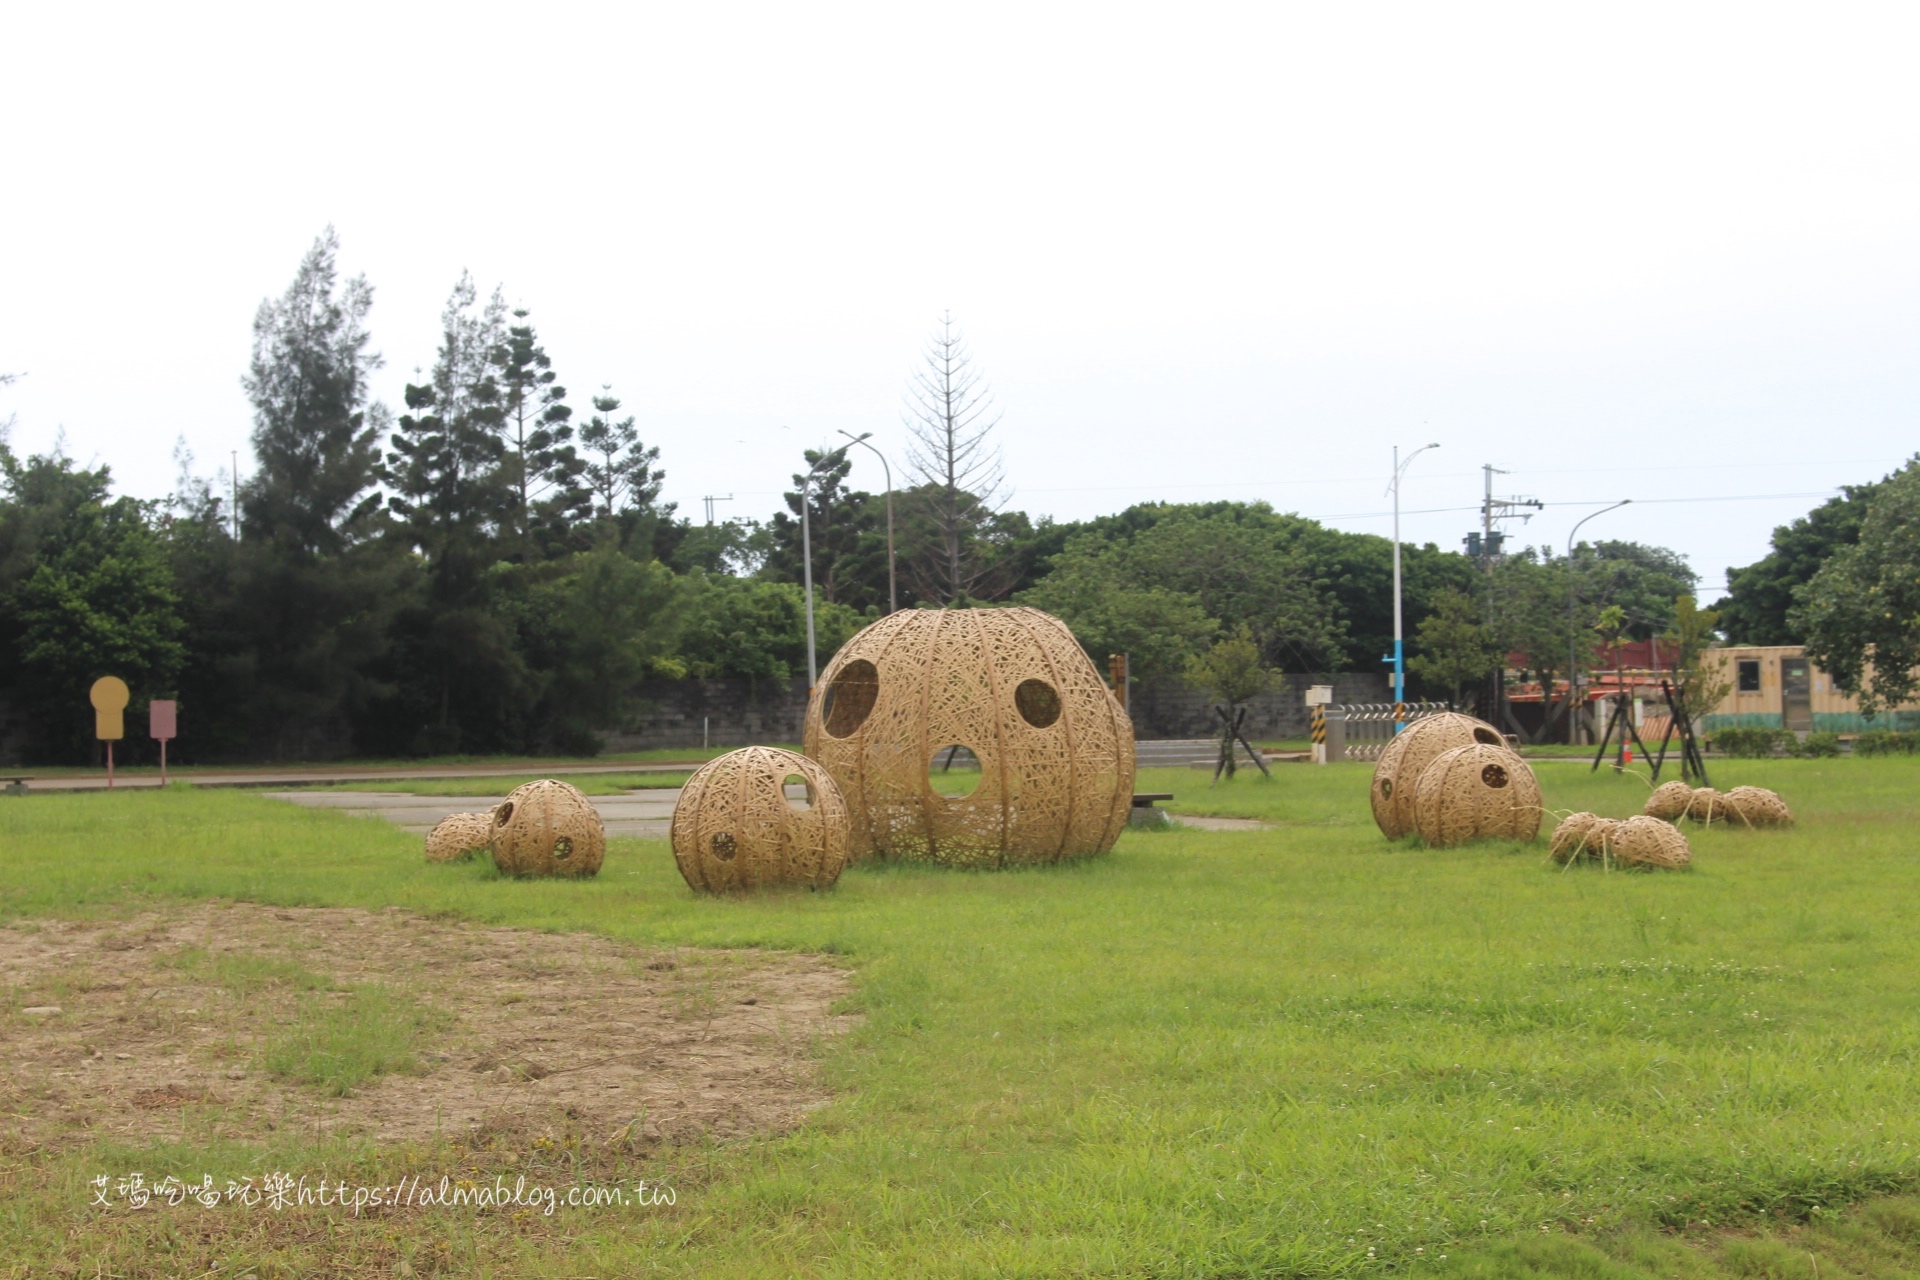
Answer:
1549;812;1619;865
802;607;1134;867
489;779;606;878
671;747;850;892
1683;787;1734;825
1725;785;1795;828
1612;815;1693;869
1644;780;1694;821
1370;713;1506;839
424;811;493;863
1410;744;1543;847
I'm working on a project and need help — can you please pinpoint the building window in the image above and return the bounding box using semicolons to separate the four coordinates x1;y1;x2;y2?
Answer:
1737;660;1761;693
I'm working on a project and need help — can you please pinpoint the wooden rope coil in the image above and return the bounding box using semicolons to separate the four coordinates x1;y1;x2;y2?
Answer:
1370;712;1506;839
1410;744;1543;847
489;779;607;878
671;747;850;892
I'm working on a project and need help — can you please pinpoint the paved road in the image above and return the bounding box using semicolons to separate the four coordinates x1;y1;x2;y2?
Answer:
7;760;699;794
267;789;684;839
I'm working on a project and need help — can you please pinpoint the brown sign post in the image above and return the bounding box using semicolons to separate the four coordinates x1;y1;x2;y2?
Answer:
149;699;177;786
89;676;129;790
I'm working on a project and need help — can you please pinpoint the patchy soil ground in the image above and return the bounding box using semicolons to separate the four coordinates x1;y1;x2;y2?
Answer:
0;903;856;1153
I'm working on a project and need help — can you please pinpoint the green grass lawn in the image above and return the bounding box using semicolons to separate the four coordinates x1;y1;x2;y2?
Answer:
1;758;1918;1277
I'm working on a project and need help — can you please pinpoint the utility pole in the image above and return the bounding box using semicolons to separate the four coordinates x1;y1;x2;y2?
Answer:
701;494;733;525
1469;463;1541;731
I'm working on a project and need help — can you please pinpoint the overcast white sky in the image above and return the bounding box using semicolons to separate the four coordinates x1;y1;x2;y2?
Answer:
3;2;1915;591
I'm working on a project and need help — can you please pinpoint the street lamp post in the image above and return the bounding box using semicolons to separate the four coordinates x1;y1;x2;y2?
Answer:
838;430;895;614
1387;442;1441;721
801;445;854;690
1565;499;1632;744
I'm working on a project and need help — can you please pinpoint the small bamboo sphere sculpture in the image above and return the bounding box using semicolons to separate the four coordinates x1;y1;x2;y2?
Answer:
803;607;1134;867
1410;744;1543;847
1370;713;1506;839
1726;785;1794;828
425;811;493;863
1550;812;1619;865
671;747;850;892
1612;815;1693;869
489;779;606;878
1644;780;1694;822
1683;787;1733;825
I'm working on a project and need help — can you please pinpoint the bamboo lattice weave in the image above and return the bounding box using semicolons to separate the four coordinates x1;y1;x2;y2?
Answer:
1725;785;1794;828
1370;713;1506;839
489;780;606;878
1409;744;1543;847
1644;780;1693;821
1611;815;1692;869
802;607;1134;867
670;747;850;892
1550;812;1618;865
424;812;493;863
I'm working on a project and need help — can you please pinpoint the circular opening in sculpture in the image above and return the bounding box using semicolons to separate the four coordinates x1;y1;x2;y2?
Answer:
782;773;812;811
553;836;573;860
495;802;514;825
711;832;737;861
1481;763;1510;789
930;744;982;797
1379;778;1393;799
1473;726;1503;746
1014;678;1062;728
822;660;880;738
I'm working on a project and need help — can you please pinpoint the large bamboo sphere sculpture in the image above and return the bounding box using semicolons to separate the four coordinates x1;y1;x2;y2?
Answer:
1644;780;1694;821
1550;812;1619;865
1683;787;1733;825
489;779;606;878
1410;744;1543;847
1612;815;1693;869
425;811;493;863
1370;713;1506;839
802;607;1134;867
671;747;850;892
1726;785;1794;828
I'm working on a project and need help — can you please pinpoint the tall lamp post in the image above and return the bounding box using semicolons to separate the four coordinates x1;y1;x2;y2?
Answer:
1566;499;1631;744
838;429;895;614
1387;442;1441;721
801;443;856;690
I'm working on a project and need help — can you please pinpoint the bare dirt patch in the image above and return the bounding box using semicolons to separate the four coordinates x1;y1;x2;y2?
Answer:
0;903;855;1153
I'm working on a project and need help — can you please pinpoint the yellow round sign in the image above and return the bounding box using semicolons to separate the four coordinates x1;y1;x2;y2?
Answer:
89;676;129;741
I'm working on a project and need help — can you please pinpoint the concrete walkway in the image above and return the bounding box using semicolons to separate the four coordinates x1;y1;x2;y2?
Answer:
267;789;684;839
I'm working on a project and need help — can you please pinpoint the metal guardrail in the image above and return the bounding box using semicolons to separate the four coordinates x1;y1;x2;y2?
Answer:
1321;702;1451;762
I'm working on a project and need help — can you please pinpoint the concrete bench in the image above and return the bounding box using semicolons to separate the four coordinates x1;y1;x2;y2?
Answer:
3;776;33;795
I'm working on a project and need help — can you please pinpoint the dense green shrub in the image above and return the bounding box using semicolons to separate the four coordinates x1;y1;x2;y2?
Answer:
1710;726;1790;757
1796;731;1843;757
1853;729;1920;756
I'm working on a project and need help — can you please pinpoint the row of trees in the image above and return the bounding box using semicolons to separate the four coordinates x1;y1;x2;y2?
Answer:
1;228;1748;764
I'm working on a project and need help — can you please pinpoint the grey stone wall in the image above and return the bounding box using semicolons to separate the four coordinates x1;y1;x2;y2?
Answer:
1126;672;1392;741
600;676;814;752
